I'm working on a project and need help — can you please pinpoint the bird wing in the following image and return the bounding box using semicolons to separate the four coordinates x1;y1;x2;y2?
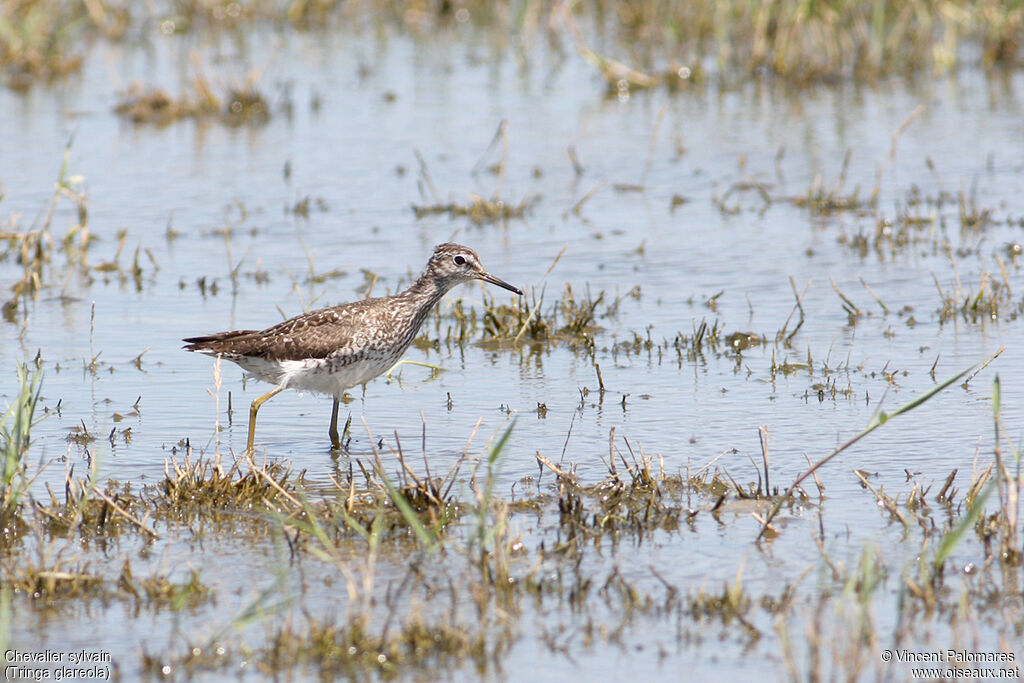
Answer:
183;300;389;362
256;306;371;361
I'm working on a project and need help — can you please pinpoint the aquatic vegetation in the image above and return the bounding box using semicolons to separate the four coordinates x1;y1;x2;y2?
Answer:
1;0;1022;679
411;193;537;224
0;388;1019;679
0;360;43;521
0;145;91;320
558;0;1024;87
0;0;89;89
756;363;980;538
419;281;618;349
114;76;271;127
2;0;1020;92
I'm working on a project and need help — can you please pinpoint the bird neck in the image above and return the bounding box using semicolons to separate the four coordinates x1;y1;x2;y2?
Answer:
401;271;450;310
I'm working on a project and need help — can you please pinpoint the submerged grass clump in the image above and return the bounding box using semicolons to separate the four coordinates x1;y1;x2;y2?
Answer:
257;612;500;679
0;0;90;89
933;262;1021;325
114;76;271;127
537;431;689;538
1;546;213;611
157;452;301;512
1;145;92;320
409;129;538;226
418;282;619;349
411;194;538;225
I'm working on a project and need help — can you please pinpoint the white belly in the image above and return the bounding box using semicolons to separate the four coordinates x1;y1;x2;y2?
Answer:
231;355;398;398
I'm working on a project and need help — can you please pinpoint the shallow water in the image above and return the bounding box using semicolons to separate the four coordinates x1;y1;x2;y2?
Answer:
2;19;1023;680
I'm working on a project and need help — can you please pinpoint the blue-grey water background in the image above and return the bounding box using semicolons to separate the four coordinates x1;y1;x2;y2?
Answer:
2;20;1023;681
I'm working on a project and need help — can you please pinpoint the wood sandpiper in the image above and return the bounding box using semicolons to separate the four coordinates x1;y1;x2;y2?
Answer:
183;243;523;451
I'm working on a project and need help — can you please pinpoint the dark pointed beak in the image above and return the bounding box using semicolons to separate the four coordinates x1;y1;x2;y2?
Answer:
480;272;523;296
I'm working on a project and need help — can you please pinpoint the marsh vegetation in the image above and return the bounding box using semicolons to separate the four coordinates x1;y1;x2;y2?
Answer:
1;0;1022;680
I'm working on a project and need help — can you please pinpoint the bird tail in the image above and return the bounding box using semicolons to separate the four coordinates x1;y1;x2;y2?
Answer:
182;330;259;353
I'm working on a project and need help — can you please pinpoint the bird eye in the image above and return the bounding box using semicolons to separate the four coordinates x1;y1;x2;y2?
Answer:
453;255;466;265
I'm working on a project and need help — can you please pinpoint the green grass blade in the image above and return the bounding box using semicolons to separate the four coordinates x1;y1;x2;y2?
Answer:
758;361;979;540
992;374;1001;417
2;361;44;508
488;419;516;467
374;465;438;551
869;362;976;428
933;482;993;573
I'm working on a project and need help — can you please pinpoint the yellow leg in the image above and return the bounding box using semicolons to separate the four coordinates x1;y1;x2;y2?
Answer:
329;398;341;449
247;386;285;452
